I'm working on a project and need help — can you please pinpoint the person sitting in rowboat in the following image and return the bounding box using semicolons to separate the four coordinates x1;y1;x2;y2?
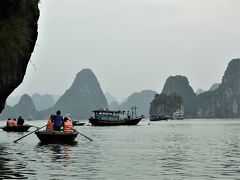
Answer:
53;110;63;131
6;118;12;126
17;116;24;126
7;118;17;127
12;118;17;126
46;115;55;131
63;117;75;133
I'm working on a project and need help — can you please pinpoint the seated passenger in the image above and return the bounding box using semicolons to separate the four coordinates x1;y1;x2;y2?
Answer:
12;118;17;126
6;118;12;127
53;110;63;131
17;116;24;126
63;117;74;133
46;115;54;131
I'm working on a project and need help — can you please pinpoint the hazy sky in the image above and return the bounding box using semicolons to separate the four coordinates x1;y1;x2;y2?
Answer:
12;0;240;101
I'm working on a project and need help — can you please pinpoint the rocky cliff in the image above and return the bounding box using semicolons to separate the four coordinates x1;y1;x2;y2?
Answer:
39;69;109;119
162;75;197;117
149;93;183;117
32;93;55;111
119;90;157;117
197;58;240;118
0;94;36;119
0;0;39;113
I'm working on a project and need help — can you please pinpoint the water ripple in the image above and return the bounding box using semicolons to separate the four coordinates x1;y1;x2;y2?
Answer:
0;119;240;179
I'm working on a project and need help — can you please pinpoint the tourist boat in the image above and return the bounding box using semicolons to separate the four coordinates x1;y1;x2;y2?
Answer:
173;110;184;120
72;120;85;126
1;125;32;132
89;109;143;126
35;131;78;144
149;114;169;121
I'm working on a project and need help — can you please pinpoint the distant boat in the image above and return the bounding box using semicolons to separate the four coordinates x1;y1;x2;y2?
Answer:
89;108;142;126
1;125;32;132
173;110;184;120
72;120;85;126
149;115;169;121
35;131;78;144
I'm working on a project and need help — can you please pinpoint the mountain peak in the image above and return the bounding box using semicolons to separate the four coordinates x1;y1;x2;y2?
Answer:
53;69;108;119
222;58;240;86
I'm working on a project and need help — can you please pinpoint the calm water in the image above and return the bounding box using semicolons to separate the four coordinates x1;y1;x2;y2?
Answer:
0;119;240;179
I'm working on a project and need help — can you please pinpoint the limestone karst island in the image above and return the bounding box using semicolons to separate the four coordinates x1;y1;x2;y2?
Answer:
0;0;239;179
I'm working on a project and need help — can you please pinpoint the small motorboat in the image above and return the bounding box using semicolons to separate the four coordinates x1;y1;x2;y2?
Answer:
149;115;169;121
172;110;184;120
35;131;78;144
72;120;85;126
1;125;32;132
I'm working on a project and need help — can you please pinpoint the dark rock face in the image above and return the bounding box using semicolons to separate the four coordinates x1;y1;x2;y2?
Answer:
119;90;157;117
162;75;196;117
149;93;183;117
0;0;40;113
49;69;108;119
0;94;36;119
32;93;55;111
197;59;240;118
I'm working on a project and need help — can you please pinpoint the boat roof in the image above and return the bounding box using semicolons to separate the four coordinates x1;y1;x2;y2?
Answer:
92;109;121;113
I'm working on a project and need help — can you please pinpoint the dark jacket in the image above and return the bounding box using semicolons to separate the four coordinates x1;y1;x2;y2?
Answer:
54;114;63;127
17;117;24;125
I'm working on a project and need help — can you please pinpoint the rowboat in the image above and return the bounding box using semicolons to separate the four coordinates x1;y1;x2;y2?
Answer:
1;125;31;132
89;109;143;126
35;131;78;144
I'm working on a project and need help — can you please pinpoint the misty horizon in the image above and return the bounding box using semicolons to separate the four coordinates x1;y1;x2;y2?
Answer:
10;0;240;101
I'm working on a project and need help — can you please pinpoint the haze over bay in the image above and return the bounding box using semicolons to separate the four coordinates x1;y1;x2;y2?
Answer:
11;0;240;101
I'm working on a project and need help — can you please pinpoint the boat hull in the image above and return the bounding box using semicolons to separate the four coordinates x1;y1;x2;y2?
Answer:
72;121;85;126
149;116;169;121
150;118;168;121
35;131;78;144
89;117;142;126
2;125;31;132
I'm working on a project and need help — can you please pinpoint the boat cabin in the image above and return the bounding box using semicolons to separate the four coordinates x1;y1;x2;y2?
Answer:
92;109;122;121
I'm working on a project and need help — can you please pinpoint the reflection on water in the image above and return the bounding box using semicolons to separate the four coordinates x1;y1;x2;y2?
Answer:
36;143;77;163
0;143;35;179
0;119;240;179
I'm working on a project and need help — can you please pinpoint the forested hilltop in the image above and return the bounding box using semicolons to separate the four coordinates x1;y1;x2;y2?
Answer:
0;0;39;113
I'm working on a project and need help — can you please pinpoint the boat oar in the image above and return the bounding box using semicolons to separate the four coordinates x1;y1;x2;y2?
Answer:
76;130;93;141
29;125;40;129
13;125;47;143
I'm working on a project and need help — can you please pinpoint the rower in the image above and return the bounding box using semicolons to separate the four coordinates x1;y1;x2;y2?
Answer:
53;110;63;131
17;116;24;125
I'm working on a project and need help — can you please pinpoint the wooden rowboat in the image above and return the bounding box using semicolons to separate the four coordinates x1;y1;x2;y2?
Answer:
1;125;31;132
35;131;78;144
